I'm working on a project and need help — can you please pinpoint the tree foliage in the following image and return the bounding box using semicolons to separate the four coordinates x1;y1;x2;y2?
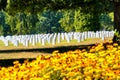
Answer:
0;0;7;10
5;0;92;14
40;10;63;33
0;0;113;15
6;13;39;35
59;8;94;32
0;0;115;35
0;11;11;36
99;12;114;30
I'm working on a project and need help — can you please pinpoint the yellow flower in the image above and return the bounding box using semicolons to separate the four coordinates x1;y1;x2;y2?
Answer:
85;76;92;80
1;42;120;79
13;60;19;65
113;43;118;47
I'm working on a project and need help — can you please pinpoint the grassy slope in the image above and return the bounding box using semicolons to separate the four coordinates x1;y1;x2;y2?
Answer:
0;38;112;59
0;38;112;50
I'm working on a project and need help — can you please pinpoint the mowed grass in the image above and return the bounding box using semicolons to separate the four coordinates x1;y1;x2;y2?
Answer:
0;37;112;50
0;37;113;60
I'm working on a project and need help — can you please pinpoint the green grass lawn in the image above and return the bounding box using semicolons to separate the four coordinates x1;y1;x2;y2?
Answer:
0;37;112;50
0;37;113;60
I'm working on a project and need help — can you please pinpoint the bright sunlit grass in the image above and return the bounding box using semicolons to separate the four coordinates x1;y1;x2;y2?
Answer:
0;37;112;50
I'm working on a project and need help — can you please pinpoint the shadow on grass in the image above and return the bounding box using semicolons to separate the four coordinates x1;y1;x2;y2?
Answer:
0;44;95;53
0;44;95;67
0;58;35;67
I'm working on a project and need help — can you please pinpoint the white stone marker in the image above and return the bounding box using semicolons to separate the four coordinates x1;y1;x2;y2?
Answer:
61;33;65;40
4;39;9;46
32;37;35;46
42;38;45;46
57;33;60;43
65;33;70;43
52;33;57;45
81;33;85;41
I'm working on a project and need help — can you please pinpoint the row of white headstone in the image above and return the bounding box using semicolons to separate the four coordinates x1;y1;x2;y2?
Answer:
0;31;114;46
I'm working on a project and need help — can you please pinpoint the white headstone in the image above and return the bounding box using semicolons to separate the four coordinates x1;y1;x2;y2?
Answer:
65;33;70;43
81;33;85;41
32;37;35;46
42;38;45;46
4;39;9;46
61;33;65;40
57;33;60;43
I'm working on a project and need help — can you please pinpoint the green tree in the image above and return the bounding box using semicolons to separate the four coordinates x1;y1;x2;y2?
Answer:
36;15;47;34
6;13;38;35
114;0;120;33
0;11;11;36
0;0;7;10
59;7;100;32
2;0;120;33
59;9;75;32
26;14;38;34
99;12;114;30
36;10;63;33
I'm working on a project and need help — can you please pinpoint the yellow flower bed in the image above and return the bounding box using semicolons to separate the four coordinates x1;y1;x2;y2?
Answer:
0;42;120;80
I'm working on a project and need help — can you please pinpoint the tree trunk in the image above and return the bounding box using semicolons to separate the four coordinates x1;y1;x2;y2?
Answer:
114;1;120;33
